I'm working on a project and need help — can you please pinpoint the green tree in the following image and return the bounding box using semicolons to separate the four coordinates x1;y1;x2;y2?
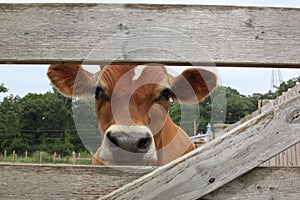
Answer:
72;99;100;153
0;95;28;153
277;76;300;96
169;86;258;133
16;91;84;155
0;87;89;156
224;87;257;123
169;102;200;136
169;102;180;126
0;84;8;93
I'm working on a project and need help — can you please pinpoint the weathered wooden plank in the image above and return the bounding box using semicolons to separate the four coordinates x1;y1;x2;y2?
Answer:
261;142;300;167
220;83;300;136
201;167;300;200
102;93;300;200
0;4;300;67
0;163;153;200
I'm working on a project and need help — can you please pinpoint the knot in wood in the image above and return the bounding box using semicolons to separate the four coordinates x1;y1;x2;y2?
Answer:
245;18;254;28
286;108;300;123
209;177;215;184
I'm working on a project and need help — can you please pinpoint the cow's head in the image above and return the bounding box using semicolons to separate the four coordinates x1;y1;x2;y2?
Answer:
47;64;217;165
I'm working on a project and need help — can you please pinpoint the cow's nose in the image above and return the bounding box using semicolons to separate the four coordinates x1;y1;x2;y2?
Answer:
106;131;152;153
100;125;157;165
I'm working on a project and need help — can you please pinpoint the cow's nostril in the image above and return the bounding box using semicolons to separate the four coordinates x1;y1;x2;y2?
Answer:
137;137;151;150
107;132;119;147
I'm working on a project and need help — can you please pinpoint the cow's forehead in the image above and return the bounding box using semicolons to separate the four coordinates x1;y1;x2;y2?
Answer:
98;65;170;91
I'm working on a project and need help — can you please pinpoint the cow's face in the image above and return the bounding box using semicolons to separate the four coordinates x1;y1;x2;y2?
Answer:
47;64;217;165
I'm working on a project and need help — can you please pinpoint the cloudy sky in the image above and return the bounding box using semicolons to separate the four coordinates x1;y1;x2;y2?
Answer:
0;0;299;99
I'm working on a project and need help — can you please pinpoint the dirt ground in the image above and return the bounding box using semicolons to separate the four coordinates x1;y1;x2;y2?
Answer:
0;163;152;200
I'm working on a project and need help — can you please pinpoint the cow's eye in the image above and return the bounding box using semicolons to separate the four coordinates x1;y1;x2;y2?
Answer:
94;86;107;100
157;89;172;102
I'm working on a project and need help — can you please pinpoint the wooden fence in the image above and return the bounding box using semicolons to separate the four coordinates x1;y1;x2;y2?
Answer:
214;83;300;167
0;163;151;200
261;142;300;167
103;91;300;199
0;3;299;200
0;3;299;67
0;150;92;165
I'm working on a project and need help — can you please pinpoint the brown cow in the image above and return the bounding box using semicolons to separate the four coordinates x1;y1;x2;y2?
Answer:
47;64;217;165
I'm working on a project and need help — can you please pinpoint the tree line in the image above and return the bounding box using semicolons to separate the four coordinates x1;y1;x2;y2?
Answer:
0;88;85;156
0;76;299;155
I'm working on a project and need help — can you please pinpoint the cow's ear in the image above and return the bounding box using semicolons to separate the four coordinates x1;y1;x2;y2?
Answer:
47;64;97;97
170;68;217;104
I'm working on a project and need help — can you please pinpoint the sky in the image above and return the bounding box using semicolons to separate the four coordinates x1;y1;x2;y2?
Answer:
0;0;299;100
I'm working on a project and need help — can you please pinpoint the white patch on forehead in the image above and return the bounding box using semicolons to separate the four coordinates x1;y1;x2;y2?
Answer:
132;65;148;81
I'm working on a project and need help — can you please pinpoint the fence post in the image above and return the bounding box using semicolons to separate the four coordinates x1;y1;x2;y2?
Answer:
205;123;213;141
25;151;28;162
12;150;15;162
193;119;197;136
78;152;80;165
72;151;76;165
39;151;43;164
4;149;6;160
53;152;57;164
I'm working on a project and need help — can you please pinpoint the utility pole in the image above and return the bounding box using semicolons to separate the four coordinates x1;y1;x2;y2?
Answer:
270;68;283;92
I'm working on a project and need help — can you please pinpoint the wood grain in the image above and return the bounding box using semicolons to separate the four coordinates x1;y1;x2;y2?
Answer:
0;4;299;67
261;142;300;167
201;167;300;200
0;163;153;200
103;93;300;199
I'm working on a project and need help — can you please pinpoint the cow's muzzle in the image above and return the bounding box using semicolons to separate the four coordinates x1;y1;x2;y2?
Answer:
99;125;157;165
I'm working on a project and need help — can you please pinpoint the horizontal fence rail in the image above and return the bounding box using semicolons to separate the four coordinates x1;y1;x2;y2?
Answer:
0;4;299;66
0;163;152;200
202;167;300;199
